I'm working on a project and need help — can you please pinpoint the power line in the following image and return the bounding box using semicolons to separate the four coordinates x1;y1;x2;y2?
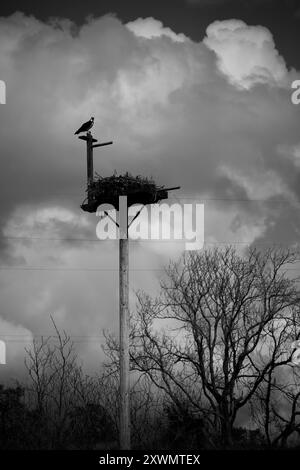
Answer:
0;334;106;337
0;339;105;343
0;266;162;271
0;236;299;245
168;197;300;203
41;192;300;204
0;265;299;272
0;333;107;343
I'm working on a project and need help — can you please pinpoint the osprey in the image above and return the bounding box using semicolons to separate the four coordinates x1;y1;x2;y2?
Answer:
74;117;94;135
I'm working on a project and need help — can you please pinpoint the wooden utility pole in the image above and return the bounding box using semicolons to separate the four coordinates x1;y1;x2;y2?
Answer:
79;132;97;203
119;206;130;449
79;131;112;202
79;131;131;449
86;132;94;187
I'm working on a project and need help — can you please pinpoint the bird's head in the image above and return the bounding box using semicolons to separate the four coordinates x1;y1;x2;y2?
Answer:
91;117;94;121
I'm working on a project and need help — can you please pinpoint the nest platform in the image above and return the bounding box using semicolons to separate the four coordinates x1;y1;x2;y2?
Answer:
81;173;172;213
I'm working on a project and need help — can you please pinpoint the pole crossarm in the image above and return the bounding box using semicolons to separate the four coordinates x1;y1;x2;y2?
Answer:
78;135;98;143
103;204;145;231
128;205;145;228
93;141;113;148
104;211;119;228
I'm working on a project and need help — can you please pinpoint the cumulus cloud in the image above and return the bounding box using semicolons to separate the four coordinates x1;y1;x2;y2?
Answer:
204;19;289;89
0;12;299;376
126;17;187;42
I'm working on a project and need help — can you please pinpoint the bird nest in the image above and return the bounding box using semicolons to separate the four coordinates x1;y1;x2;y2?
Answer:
81;172;168;212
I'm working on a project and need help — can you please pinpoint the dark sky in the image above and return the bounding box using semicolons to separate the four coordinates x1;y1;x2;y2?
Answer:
0;0;299;68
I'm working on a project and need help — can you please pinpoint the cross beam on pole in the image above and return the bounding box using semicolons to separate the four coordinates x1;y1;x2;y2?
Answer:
93;141;113;148
119;208;130;450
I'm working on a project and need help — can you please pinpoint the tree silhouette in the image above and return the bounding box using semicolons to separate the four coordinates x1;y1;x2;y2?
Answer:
105;247;300;447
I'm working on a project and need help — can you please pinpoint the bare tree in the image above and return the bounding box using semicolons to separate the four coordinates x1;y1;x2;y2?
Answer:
24;317;82;447
24;317;118;449
110;247;300;448
251;325;300;448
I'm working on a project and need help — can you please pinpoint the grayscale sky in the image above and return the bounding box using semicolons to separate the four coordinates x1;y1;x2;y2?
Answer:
0;0;299;381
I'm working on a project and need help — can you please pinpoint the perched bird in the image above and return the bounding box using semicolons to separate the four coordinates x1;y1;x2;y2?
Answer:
74;117;94;135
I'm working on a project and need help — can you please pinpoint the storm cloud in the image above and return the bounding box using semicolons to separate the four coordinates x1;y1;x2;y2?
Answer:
0;12;299;376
